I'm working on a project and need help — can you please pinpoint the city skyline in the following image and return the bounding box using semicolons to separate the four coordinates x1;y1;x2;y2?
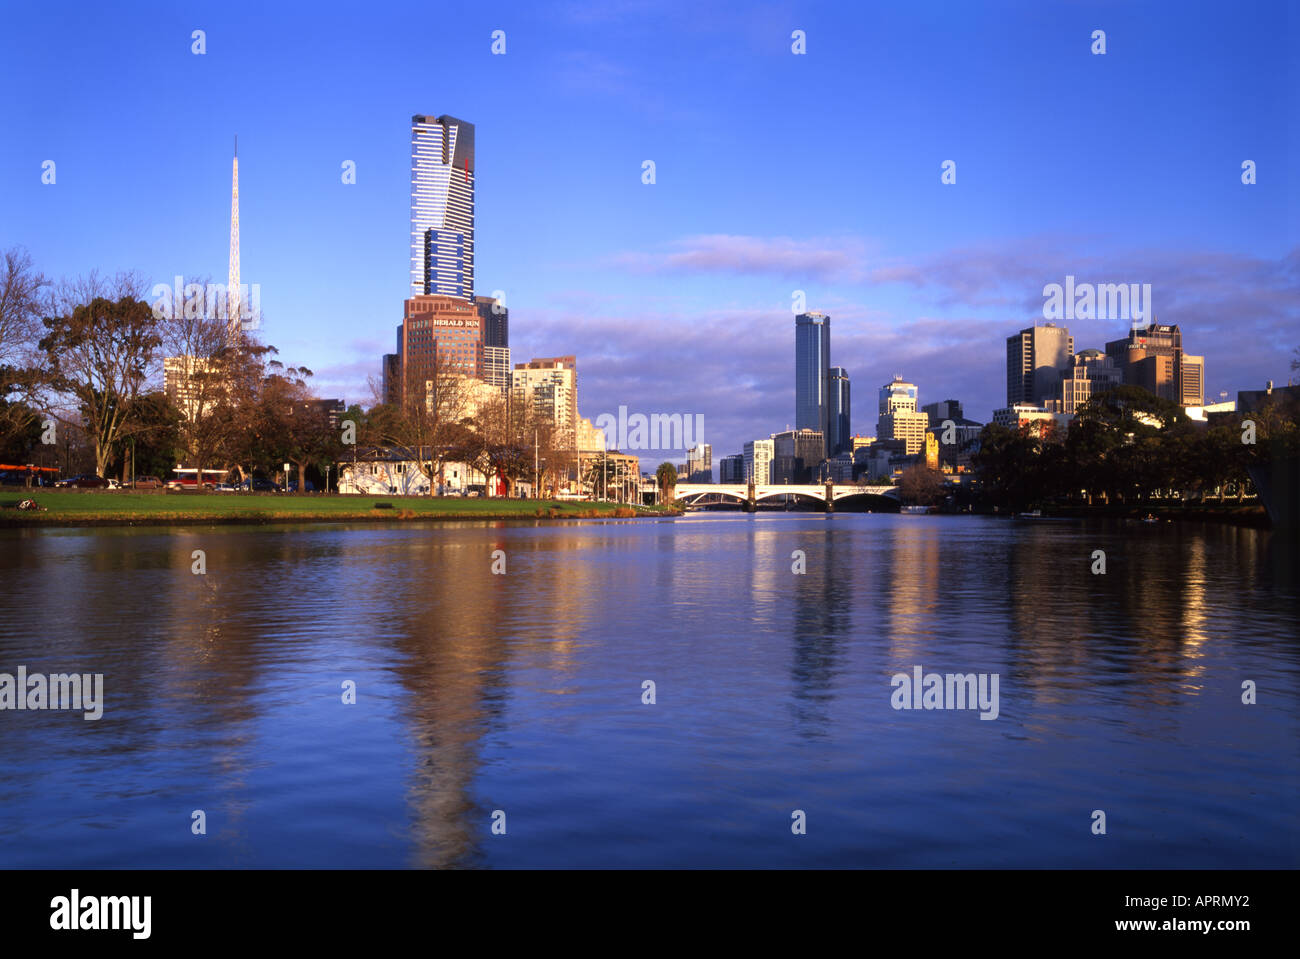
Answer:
2;1;1294;463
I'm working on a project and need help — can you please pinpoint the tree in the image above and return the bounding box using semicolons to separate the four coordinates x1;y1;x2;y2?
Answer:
367;351;473;490
898;463;944;506
656;462;677;501
0;248;50;455
38;282;162;477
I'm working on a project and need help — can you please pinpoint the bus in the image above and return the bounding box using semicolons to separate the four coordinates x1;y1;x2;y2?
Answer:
167;468;228;490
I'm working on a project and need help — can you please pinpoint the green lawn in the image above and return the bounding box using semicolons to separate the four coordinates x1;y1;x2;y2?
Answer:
0;490;672;525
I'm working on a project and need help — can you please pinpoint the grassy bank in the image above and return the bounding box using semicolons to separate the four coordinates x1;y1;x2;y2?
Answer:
0;490;676;527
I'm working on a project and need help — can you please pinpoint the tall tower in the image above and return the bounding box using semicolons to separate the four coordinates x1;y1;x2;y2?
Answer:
228;136;241;342
795;312;831;460
410;115;475;299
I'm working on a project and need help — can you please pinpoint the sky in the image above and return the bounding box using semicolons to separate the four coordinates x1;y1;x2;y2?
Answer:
1;0;1296;465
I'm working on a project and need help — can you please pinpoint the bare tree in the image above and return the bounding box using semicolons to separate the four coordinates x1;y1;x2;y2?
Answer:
0;248;50;454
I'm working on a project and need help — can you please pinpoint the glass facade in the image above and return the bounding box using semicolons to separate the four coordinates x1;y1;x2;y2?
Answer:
411;115;475;299
828;366;850;456
795;313;830;460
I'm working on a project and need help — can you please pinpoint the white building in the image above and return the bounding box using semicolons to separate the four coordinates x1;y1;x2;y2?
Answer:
743;439;774;484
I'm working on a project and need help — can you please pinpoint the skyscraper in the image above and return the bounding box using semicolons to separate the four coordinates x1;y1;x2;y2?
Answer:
411;115;475;299
1104;323;1204;407
1006;323;1074;407
878;377;926;455
828;366;851;456
795;312;831;461
476;294;508;348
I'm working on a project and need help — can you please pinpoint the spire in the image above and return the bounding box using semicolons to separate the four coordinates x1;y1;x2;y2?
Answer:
228;137;241;342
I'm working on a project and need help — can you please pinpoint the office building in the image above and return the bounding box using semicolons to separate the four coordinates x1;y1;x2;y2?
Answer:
1104;323;1203;407
795;312;831;459
476;294;508;348
411;114;475;299
513;357;578;447
686;443;713;482
877;377;926;455
483;346;511;391
1007;323;1074;407
744;439;774;485
828;366;851;456
921;399;964;427
394;294;484;401
719;454;745;484
771;429;824;484
1057;349;1123;414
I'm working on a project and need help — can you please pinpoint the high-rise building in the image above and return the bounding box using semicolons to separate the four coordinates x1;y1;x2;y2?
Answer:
1104;323;1204;407
475;295;508;348
771;429;824;483
1057;349;1123;414
828;366;851;456
1007;323;1074;407
879;376;919;416
411;114;475;299
395;294;484;401
483;346;511;391
877;377;925;455
513;357;577;447
743;439;774;485
686;443;713;482
719;454;745;484
795;312;831;460
921;399;964;426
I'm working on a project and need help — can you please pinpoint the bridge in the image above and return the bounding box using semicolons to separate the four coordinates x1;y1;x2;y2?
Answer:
673;482;899;510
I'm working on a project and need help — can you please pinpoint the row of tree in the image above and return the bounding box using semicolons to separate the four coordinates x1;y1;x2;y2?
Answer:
972;383;1300;510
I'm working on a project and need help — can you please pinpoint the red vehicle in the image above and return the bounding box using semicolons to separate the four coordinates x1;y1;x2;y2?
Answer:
58;474;110;488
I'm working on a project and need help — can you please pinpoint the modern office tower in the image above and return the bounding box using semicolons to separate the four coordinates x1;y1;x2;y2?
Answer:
744;439;774;485
411;114;475;299
921;399;964;426
795;312;831;459
482;346;511;391
878;410;928;455
513;357;578;447
1006;323;1074;407
771;429;824;483
476;294;508;348
719;454;745;484
1057;349;1123;414
1104;323;1203;407
686;443;713;482
381;352;402;405
395;294;484;400
878;376;919;416
828;366;851;456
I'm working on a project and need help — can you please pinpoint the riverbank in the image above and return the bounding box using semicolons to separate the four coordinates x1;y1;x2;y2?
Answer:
0;490;678;527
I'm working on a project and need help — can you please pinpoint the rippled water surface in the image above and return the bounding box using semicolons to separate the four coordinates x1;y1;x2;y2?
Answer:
1;514;1296;867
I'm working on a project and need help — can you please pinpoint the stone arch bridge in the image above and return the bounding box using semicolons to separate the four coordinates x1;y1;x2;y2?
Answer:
673;482;899;511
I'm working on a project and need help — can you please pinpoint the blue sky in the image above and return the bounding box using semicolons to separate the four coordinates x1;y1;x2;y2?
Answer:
2;0;1295;463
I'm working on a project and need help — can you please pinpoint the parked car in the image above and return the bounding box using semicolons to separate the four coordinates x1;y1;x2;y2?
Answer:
240;478;283;493
58;474;110;488
212;483;238;493
106;478;123;490
132;476;164;489
286;480;316;493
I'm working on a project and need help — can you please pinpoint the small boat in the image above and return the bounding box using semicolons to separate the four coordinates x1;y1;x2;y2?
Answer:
1141;514;1159;524
901;505;931;514
1015;510;1043;519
